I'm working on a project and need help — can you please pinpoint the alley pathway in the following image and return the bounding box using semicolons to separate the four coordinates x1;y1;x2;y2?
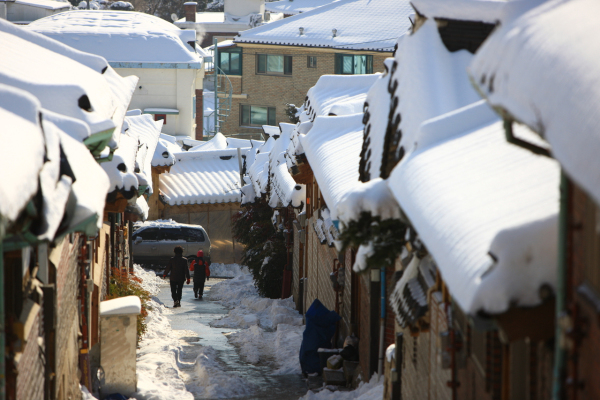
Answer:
155;278;308;400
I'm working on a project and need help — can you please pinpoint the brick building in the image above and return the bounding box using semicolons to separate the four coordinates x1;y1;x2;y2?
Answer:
217;0;414;136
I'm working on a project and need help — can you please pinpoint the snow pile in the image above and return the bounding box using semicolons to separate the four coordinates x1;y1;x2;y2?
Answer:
186;345;254;399
208;274;304;374
300;374;384;400
209;263;249;278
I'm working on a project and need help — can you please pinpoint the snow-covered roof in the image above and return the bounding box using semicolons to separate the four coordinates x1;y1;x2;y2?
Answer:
265;0;338;15
364;19;481;182
28;11;202;66
159;148;245;205
58;123;111;235
236;0;414;52
101;127;140;197
127;114;163;195
305;74;379;122
0;84;46;227
469;0;600;206
387;101;560;315
411;0;506;23
0;18;137;147
358;59;392;182
299;113;363;220
267;125;305;208
100;295;142;316
152;135;182;167
15;0;71;10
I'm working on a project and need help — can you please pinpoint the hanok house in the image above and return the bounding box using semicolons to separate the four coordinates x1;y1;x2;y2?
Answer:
468;0;600;398
156;147;248;264
338;0;562;397
241;71;386;381
219;0;414;136
0;17;140;400
28;10;206;140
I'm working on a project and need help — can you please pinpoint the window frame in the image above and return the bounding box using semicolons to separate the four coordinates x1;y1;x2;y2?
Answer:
307;56;317;68
256;54;293;76
240;104;277;127
335;54;374;75
218;48;243;75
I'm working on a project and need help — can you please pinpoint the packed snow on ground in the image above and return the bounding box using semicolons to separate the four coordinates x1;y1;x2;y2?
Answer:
300;374;384;400
127;265;253;400
208;273;304;374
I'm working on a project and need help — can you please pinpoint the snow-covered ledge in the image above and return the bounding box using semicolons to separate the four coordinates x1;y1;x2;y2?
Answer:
100;295;142;316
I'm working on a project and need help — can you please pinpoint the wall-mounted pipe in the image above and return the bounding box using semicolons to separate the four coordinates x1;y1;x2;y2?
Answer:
552;172;569;400
378;267;386;375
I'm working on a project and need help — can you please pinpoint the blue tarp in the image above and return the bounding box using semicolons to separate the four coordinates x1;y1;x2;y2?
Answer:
299;299;341;375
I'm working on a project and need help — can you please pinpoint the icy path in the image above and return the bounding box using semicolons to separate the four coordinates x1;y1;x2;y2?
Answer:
150;279;307;400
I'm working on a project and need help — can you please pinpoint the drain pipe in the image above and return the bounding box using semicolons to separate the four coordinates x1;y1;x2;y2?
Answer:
552;172;569;400
213;37;219;135
378;267;386;375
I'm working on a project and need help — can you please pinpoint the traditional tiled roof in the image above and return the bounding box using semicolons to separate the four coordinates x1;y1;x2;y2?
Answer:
299;113;363;220
159;148;246;205
236;0;414;52
0;18;137;149
387;101;560;315
469;0;600;206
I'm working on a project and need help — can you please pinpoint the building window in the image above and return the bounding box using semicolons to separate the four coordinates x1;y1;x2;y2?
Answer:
256;54;292;75
154;114;167;124
307;56;317;68
335;54;373;74
218;48;242;75
240;105;276;126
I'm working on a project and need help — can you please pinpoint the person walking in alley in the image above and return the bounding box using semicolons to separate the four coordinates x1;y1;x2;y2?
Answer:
190;250;210;299
163;246;190;307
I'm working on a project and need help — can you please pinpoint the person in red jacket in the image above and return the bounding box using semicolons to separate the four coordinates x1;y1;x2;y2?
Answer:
189;250;210;299
163;246;190;307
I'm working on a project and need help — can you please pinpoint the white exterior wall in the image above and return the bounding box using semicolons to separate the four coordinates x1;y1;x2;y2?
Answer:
114;67;203;137
6;3;67;22
225;0;264;17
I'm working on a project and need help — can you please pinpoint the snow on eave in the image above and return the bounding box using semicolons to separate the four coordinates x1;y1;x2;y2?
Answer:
387;102;560;315
305;74;379;121
0;84;46;225
0;20;137;141
468;0;600;207
299;113;363;220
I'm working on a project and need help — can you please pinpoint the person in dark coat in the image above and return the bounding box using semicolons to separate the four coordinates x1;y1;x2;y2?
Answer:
190;250;210;299
163;246;190;307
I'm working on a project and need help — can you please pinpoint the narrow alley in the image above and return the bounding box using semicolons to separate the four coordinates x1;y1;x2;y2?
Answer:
151;272;308;400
